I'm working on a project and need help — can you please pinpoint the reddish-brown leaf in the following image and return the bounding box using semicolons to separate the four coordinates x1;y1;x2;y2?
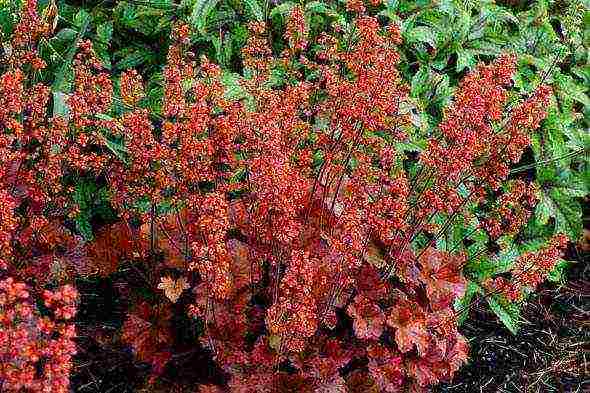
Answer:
418;248;467;310
347;294;385;340
87;222;133;276
387;299;429;355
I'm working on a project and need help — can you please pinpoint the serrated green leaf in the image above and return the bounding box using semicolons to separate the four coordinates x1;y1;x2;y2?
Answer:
52;17;90;92
73;180;99;241
555;73;590;107
221;72;254;108
410;66;430;97
554;176;589;198
518;238;547;253
563;127;590;151
535;192;552;226
545;188;583;240
117;2;138;28
95;113;116;121
0;6;15;36
493;237;519;273
73;9;91;29
483;5;518;26
572;65;590;86
470;39;503;56
52;28;77;42
453;10;471;41
115;48;153;70
466;234;517;279
75;212;94;241
395;140;426;153
95;44;112;70
547;259;570;283
102;135;128;163
488;296;520;334
305;1;334;15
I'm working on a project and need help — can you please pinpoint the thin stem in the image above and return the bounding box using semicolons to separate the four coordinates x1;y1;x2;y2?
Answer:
509;148;587;175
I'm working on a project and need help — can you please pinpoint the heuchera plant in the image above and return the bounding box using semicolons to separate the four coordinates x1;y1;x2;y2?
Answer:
0;0;569;391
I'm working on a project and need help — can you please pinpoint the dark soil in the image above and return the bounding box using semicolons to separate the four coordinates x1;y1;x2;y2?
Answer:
70;276;149;393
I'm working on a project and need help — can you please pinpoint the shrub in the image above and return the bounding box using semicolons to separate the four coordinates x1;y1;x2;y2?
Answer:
0;0;579;391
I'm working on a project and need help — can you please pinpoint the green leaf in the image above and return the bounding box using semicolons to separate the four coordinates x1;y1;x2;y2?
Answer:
52;28;78;42
535;191;552;226
270;1;295;18
410;65;430;97
102;135;128;163
470;38;503;56
73;9;91;29
211;34;225;66
244;0;264;21
550;189;583;239
0;5;15;36
221;72;251;102
455;48;475;72
539;188;584;240
555;74;590;107
305;1;334;15
554;175;589;198
493;237;519;273
483;5;519;26
190;0;220;33
52;12;90;92
572;65;590;86
488;296;520;334
117;2;138;28
95;43;112;70
563;127;590;152
405;25;437;47
96;21;113;44
467;233;519;279
547;259;570;283
518;238;546;254
115;47;154;70
75;212;94;241
395;140;426;153
73;180;98;240
95;113;116;122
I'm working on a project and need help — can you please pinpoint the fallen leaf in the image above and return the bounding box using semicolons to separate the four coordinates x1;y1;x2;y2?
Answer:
158;276;190;303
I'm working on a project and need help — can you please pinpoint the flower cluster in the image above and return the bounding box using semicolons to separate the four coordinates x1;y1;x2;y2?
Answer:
285;6;308;53
346;0;382;13
0;278;78;392
481;180;538;239
485;234;568;301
